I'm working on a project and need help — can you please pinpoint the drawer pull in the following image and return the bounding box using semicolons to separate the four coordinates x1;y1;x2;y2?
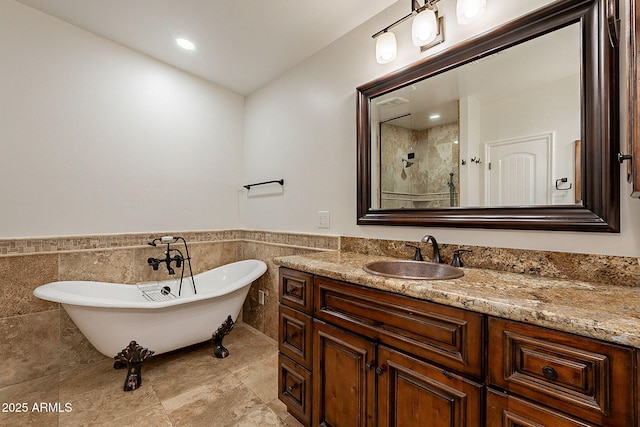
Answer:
286;384;298;393
286;333;297;340
285;287;295;295
542;366;558;380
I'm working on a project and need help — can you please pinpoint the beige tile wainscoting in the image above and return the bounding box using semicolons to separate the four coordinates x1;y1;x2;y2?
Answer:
1;230;638;425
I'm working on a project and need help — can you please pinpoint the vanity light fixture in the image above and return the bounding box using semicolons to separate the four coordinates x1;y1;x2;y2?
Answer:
176;37;196;51
456;0;486;25
412;6;438;46
376;31;398;64
373;0;487;64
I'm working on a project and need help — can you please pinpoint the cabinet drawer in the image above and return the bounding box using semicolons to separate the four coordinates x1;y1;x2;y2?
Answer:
488;317;635;427
279;268;313;314
487;388;600;427
314;276;483;378
279;304;312;368
278;354;312;426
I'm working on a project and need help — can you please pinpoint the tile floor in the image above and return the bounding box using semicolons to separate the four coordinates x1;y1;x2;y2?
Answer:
0;323;304;427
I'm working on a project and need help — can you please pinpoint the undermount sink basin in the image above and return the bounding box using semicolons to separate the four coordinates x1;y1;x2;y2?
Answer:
363;260;464;280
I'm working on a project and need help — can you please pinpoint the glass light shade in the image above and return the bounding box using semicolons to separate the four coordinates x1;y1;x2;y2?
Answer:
376;32;397;64
456;0;486;25
176;38;196;50
412;8;437;46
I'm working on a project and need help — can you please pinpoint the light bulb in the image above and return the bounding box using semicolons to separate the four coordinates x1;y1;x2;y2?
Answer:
376;32;397;64
412;8;437;46
456;0;486;25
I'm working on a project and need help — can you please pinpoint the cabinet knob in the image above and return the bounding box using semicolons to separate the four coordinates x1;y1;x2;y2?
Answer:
365;363;373;370
542;366;558;380
286;384;298;393
375;366;385;375
286;333;297;340
285;287;295;295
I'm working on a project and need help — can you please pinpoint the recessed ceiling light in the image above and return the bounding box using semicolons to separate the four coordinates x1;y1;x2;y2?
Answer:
429;113;441;120
176;38;196;51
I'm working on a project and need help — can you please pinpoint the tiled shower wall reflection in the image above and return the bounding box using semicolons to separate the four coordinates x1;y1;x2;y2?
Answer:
380;122;459;209
0;230;337;392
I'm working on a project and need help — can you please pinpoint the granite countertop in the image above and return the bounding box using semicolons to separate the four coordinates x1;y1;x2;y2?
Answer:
274;251;640;349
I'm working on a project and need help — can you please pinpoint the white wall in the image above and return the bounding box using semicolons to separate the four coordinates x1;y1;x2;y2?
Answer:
0;1;244;238
462;74;580;205
243;0;640;256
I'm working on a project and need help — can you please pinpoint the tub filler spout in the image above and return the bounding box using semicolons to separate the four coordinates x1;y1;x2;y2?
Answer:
147;236;196;295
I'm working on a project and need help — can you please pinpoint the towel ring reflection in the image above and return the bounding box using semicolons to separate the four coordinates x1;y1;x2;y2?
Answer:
555;178;572;190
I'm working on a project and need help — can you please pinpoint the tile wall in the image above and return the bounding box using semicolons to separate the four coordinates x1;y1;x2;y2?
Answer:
0;230;338;396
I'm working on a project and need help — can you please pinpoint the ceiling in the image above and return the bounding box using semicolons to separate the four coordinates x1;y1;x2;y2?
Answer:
375;23;580;130
16;0;398;95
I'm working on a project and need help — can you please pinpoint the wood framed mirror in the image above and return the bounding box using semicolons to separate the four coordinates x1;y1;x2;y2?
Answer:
357;0;620;232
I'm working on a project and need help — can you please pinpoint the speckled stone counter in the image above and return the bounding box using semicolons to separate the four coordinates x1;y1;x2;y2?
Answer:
274;251;640;349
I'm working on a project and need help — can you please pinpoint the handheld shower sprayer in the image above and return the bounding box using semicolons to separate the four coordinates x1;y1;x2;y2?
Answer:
148;236;177;246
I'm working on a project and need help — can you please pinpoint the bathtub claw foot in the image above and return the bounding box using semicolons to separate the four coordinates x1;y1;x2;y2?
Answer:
114;341;154;391
212;315;234;358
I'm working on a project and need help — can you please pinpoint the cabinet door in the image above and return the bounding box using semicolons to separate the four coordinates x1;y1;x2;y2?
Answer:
377;345;483;427
313;320;376;427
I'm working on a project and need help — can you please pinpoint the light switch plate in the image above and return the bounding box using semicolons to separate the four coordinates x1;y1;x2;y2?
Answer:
318;211;330;229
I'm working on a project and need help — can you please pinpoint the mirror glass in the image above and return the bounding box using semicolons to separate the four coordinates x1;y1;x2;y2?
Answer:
357;0;620;232
371;24;581;210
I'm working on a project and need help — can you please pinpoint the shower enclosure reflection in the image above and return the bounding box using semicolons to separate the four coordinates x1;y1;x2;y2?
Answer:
379;110;460;208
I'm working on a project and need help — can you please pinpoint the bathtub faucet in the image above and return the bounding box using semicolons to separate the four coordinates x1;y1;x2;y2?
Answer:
147;236;197;295
147;251;183;275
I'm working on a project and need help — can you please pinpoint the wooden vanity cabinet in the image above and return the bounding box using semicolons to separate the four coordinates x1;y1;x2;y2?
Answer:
278;267;637;427
279;268;484;427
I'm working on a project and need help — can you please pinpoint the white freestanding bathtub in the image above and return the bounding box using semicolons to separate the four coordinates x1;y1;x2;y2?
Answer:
33;259;267;357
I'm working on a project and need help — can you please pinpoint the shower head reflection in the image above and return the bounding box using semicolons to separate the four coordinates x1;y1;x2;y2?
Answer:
402;159;414;168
